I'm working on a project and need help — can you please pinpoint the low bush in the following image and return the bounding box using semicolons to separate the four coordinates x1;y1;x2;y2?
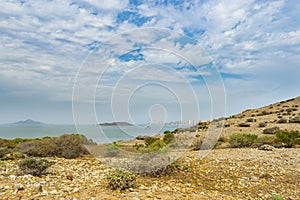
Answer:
144;137;160;147
0;138;16;149
218;136;227;143
258;122;266;127
18;158;55;176
0;148;10;160
275;130;300;147
229;133;258;148
256;135;276;146
105;144;120;157
246;118;256;122
19;134;90;158
106;169;136;190
163;132;175;144
146;160;186;177
217;136;228;146
192;139;202;150
277;119;288;123
238;123;251;127
263;127;280;134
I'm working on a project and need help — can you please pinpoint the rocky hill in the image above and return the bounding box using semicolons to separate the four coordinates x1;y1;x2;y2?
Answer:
218;96;300;137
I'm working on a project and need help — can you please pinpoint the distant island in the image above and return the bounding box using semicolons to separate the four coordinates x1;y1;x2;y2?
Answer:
9;119;46;126
98;122;133;126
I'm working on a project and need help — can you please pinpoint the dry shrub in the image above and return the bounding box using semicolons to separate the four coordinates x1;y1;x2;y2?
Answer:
18;158;55;176
19;134;90;158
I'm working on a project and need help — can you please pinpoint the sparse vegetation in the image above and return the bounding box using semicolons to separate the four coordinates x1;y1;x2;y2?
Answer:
105;143;121;157
133;143;144;151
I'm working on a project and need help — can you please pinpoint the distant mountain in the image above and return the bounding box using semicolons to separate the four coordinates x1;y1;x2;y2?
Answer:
10;119;46;126
98;122;133;126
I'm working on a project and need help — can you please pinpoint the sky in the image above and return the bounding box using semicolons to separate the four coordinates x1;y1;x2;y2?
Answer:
0;0;299;124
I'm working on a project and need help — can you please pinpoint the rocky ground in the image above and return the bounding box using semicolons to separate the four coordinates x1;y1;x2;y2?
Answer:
1;148;299;200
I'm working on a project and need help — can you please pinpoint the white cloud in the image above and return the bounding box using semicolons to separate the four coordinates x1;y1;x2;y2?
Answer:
84;0;129;10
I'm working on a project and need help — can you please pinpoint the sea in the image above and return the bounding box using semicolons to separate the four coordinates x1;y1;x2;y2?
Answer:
0;124;188;144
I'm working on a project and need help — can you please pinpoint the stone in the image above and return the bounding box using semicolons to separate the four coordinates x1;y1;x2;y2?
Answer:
14;183;24;191
259;144;275;151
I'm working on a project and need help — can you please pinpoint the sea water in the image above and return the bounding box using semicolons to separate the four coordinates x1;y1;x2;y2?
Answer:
0;124;186;144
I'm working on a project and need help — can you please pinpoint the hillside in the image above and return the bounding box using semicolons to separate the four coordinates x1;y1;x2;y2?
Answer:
218;96;300;137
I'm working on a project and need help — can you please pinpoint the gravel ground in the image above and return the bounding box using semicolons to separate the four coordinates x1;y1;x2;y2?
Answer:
1;148;299;200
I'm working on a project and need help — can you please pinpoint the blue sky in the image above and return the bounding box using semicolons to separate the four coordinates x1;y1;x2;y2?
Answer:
0;0;299;124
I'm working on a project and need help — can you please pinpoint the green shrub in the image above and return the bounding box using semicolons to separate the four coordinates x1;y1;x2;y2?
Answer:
275;130;300;147
105;144;120;157
144;137;160;147
106;169;136;190
149;140;166;152
238;123;251;127
263;127;280;134
18;158;55;176
19;134;90;158
229;133;258;148
258;122;266;127
163;132;175;144
163;130;171;134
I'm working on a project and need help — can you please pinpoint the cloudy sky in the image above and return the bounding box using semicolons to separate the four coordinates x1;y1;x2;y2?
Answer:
0;0;299;124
